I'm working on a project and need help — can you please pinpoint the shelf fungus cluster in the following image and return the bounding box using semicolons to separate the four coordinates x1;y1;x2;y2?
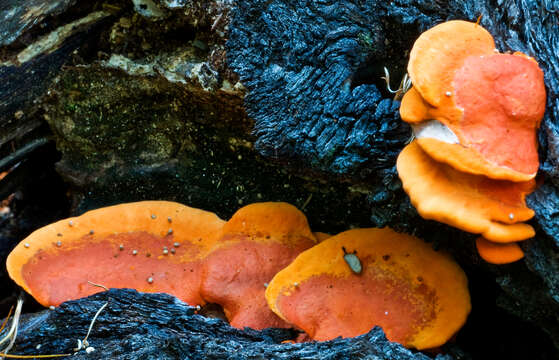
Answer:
6;200;471;350
397;20;546;264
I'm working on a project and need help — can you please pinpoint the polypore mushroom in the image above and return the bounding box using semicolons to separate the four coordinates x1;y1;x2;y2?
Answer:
265;228;471;349
7;201;225;307
200;202;317;330
402;20;546;182
397;141;535;243
475;237;524;264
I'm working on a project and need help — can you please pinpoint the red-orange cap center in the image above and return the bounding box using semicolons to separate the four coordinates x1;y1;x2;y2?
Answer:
201;237;315;330
276;264;438;344
454;53;546;174
22;232;205;306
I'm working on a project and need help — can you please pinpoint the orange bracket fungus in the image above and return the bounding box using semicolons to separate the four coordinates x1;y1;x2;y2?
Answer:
6;201;225;307
475;237;525;265
401;20;546;182
397;20;545;263
397;141;536;243
265;228;471;349
200;202;317;330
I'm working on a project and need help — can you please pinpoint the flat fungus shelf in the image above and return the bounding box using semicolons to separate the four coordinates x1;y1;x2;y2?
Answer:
265;227;471;350
6;201;226;307
5;200;471;350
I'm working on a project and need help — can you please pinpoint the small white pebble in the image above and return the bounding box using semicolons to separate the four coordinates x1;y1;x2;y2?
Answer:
151;214;157;219
263;283;268;288
293;282;299;287
167;228;173;235
56;241;62;247
170;248;176;254
36;344;42;350
68;220;74;227
24;243;30;248
173;242;180;248
49;305;55;310
147;277;154;284
132;250;138;255
445;91;452;97
385;311;389;315
119;244;124;251
509;213;515;220
85;346;95;354
196;305;201;311
163;249;169;255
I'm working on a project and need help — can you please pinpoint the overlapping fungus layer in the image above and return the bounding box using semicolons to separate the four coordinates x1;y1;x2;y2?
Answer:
6;200;472;350
200;202;317;330
397;20;547;263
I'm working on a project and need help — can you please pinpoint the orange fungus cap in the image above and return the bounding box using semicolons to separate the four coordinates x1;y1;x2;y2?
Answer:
6;201;225;307
403;20;546;181
475;237;525;264
397;141;536;243
200;202;317;330
265;228;471;350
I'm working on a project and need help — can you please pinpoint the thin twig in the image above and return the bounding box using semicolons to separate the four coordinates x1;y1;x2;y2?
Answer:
74;301;108;352
0;138;50;173
0;353;71;358
0;298;23;357
0;306;14;334
87;281;109;291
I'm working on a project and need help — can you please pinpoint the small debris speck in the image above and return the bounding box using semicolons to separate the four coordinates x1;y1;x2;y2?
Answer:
167;228;173;235
147;277;154;284
24;243;30;248
146;253;151;257
293;282;299;287
151;214;157;219
49;305;55;310
170;248;176;254
509;213;515;220
119;244;124;250
56;241;62;247
163;248;169;255
89;230;95;235
167;217;172;223
68;220;74;227
86;347;95;354
132;250;138;255
445;91;452;97
57;233;63;237
264;283;268;288
173;242;180;247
